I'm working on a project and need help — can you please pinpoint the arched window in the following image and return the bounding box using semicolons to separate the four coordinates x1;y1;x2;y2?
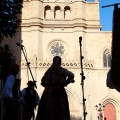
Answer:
64;6;71;19
54;6;61;19
44;6;51;19
103;49;111;67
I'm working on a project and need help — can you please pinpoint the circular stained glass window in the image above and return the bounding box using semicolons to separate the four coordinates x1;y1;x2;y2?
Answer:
48;40;68;58
50;43;65;56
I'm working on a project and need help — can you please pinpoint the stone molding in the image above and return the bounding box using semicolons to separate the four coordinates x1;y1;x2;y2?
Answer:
21;58;95;68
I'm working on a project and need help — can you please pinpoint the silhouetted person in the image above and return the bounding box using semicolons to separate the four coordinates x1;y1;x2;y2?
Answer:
1;64;20;120
21;81;40;120
106;69;120;92
36;56;75;120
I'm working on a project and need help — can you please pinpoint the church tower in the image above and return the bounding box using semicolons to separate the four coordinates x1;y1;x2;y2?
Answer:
3;0;120;119
21;0;105;119
21;0;101;61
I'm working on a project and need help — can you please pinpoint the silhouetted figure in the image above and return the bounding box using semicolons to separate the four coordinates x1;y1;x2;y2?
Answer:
1;64;20;120
36;56;75;120
21;81;40;120
106;69;120;92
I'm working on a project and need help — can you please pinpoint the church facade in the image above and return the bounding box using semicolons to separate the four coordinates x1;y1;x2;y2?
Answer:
1;0;120;119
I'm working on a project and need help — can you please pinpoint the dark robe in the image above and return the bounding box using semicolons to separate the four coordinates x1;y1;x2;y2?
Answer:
23;88;36;120
36;66;74;120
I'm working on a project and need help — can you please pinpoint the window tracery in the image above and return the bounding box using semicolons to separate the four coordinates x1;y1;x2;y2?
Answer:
103;49;111;67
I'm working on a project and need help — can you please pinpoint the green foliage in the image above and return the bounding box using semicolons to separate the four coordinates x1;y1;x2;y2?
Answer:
0;0;23;41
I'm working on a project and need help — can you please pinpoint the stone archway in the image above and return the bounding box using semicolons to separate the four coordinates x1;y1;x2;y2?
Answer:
104;103;116;120
65;87;82;119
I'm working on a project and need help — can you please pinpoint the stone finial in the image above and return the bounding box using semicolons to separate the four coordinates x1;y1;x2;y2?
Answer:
94;0;99;2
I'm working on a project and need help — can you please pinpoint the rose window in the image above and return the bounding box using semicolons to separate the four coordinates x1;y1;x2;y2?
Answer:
50;43;65;56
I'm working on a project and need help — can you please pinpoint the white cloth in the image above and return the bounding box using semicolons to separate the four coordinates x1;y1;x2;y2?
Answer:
2;75;15;98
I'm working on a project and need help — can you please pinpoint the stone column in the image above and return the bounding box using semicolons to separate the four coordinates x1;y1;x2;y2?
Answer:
61;9;65;19
51;9;55;19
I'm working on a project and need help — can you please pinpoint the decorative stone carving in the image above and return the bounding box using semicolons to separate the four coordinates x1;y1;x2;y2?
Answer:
21;58;95;68
48;40;68;58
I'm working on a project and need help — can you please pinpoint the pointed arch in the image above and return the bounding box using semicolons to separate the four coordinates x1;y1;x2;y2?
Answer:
100;89;120;120
101;98;120;120
103;49;111;68
104;103;116;120
65;87;81;119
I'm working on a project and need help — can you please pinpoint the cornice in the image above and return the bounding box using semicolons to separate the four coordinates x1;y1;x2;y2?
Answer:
21;58;95;69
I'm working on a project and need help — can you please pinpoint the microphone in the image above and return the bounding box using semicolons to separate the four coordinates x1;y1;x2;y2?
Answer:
16;42;24;47
79;36;82;43
79;36;82;46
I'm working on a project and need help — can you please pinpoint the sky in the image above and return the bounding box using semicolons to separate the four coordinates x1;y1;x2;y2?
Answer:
99;0;120;31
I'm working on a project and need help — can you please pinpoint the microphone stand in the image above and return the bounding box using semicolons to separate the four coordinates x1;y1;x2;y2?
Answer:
19;45;37;89
18;45;36;120
79;37;87;120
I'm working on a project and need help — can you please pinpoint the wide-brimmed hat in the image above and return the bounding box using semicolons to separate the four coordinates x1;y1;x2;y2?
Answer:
27;80;33;85
27;80;36;86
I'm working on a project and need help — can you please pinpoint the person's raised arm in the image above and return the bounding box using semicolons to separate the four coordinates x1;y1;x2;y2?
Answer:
63;69;75;86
